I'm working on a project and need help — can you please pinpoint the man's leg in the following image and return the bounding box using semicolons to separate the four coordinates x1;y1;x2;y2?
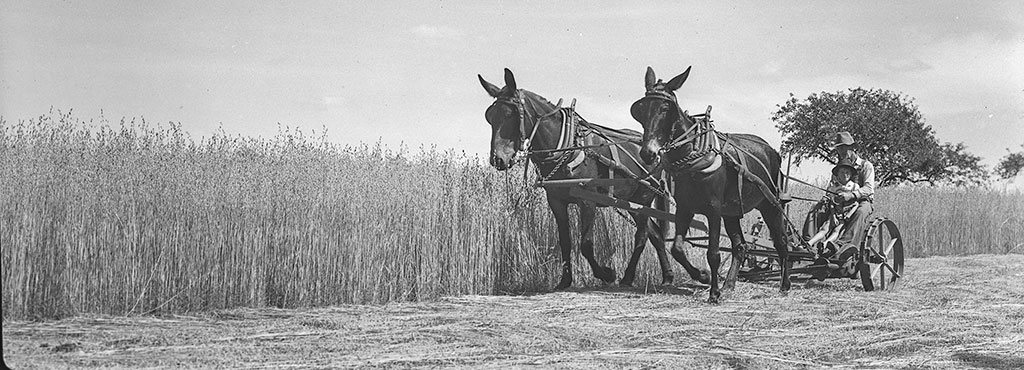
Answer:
838;200;873;249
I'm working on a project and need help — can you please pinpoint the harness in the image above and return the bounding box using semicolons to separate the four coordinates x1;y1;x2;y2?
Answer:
665;107;722;173
631;89;785;212
487;90;671;199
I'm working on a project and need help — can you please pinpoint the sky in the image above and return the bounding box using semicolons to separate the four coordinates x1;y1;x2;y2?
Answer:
2;0;1023;183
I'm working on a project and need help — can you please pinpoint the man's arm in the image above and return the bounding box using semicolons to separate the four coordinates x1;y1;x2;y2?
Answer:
855;160;876;200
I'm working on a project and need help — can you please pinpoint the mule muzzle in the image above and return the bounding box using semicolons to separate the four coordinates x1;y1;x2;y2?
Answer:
491;154;511;171
640;142;662;166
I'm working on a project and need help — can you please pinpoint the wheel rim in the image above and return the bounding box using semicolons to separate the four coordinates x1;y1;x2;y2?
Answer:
859;218;904;291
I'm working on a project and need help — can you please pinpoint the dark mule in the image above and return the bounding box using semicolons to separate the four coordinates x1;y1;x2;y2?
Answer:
479;68;673;289
631;66;791;303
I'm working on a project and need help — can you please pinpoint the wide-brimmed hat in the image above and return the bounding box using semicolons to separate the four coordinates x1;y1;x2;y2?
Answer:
832;131;856;149
832;157;858;176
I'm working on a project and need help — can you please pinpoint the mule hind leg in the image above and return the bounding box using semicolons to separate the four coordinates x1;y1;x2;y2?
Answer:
547;196;575;290
758;205;792;292
722;215;746;291
704;213;724;303
621;214;674;287
619;212;648;287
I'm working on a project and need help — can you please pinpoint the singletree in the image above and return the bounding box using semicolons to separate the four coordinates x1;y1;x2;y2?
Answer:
771;88;987;186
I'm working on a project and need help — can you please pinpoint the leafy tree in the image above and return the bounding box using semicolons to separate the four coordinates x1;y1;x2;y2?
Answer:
771;88;987;187
995;145;1024;179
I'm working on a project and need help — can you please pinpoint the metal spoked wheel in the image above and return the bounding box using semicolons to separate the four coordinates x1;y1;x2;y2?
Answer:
858;218;904;291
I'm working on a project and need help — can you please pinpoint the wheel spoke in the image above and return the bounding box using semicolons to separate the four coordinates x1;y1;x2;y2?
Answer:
882;238;897;257
880;266;886;289
877;231;885;255
882;262;902;278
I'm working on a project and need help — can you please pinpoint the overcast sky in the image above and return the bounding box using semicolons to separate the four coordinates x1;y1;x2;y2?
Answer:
2;0;1022;181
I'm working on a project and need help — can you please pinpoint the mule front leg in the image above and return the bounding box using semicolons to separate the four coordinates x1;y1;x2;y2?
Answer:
647;217;674;285
579;203;615;284
548;197;574;290
670;210;710;285
705;214;724;304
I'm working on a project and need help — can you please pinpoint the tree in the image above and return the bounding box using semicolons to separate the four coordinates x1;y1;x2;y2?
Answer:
771;88;987;187
995;145;1024;180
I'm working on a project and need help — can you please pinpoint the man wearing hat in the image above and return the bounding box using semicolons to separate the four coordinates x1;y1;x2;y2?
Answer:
831;131;876;253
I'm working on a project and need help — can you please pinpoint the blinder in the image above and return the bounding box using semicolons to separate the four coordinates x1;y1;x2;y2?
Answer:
485;92;530;149
629;99;649;122
630;90;680;123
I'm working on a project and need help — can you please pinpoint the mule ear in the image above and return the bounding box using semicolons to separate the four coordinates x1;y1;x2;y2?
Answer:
503;68;517;94
478;74;502;97
665;66;691;91
644;66;657;91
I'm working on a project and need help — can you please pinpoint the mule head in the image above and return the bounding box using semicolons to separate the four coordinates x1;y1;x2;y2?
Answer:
631;66;691;165
479;68;521;171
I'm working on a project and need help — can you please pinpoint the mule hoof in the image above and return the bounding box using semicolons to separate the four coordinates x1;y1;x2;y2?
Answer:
707;294;721;304
780;280;792;292
619;277;634;287
698;270;712;285
555;276;573;291
599;267;616;284
661;275;674;286
685;269;710;285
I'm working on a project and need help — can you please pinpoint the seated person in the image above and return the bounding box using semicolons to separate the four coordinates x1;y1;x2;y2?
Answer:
831;131;876;252
807;158;860;256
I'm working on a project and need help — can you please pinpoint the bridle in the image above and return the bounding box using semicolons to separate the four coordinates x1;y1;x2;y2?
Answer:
487;90;566;164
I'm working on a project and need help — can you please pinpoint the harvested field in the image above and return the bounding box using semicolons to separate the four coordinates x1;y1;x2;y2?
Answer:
4;254;1024;369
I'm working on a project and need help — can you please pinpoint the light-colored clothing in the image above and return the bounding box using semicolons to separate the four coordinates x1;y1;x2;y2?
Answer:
827;180;859;196
836;152;876;248
827;180;860;209
849;154;875;201
809;180;860;250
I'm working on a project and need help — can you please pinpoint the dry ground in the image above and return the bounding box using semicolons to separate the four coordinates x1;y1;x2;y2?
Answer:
4;254;1024;369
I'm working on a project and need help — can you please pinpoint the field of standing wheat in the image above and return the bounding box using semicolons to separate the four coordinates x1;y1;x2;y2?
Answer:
2;112;1023;322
